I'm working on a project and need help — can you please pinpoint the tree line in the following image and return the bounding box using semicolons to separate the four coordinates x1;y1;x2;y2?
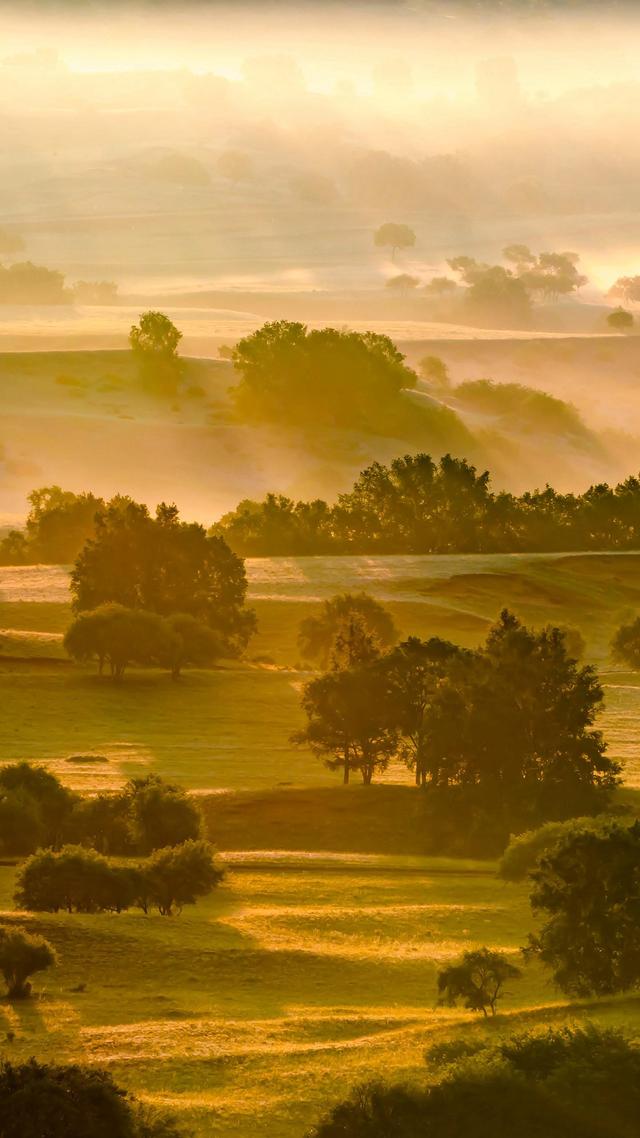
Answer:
215;453;640;555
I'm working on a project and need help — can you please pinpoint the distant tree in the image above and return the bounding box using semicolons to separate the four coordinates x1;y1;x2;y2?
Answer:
330;614;381;670
72;280;118;305
142;840;224;916
607;306;634;331
0;1060;187;1138
0;927;56;999
64;604;172;679
0;529;29;565
0;261;67;305
230;320;417;428
129;311;182;393
127;775;202;853
418;355;450;389
297;593;397;669
71;499;254;653
527;821;640;996
385;273;420;295
217;150;253;182
424;276;457;299
381;637;462;785
611;616;640;668
22;485;104;563
502;244;537;270
293;665;399;784
289;171;337;205
608;275;640;305
0;762;76;848
0;789;44;855
437;947;522;1017
464;265;531;327
374;222;416;260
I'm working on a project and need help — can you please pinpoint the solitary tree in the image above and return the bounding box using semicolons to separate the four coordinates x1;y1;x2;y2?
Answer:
374;222;416;260
437;947;522;1017
607;306;634;331
0;927;56;999
385;273;420;295
129;311;182;393
142;839;224;916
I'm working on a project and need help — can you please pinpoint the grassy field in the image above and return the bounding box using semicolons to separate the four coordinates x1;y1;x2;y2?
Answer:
2;853;640;1138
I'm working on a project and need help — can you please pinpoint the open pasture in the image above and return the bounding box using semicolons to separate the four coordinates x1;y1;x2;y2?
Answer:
2;853;639;1138
2;552;640;792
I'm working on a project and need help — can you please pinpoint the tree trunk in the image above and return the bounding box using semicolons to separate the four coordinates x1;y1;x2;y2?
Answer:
343;745;350;785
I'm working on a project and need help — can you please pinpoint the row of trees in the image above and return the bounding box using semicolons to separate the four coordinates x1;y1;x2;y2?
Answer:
0;765;203;857
0;259;117;305
215;452;640;555
294;605;618;826
15;839;223;917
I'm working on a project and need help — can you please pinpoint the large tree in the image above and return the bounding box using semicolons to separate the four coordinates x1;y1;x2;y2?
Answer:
527;821;640;996
230;320;417;428
421;611;619;820
297;593;397;669
71;499;255;653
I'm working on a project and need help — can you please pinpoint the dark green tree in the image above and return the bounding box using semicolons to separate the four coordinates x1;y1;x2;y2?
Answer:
127;775;202;853
436;947;522;1017
64;604;172;679
71;499;255;653
527;821;640;996
0;1060;187;1138
142;840;224;916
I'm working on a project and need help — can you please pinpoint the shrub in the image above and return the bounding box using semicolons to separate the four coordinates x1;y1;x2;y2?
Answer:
127;775;202;853
498;816;610;881
14;846;136;914
0;1059;188;1137
0;927;56;998
142;840;224;915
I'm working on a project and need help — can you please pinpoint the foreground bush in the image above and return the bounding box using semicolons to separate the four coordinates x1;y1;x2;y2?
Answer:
0;1059;187;1138
0;926;56;998
312;1025;640;1138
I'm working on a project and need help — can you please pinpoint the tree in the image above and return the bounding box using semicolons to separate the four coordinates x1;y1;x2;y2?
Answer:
14;846;137;914
22;485;104;563
293;665;399;784
422;611;619;823
230;320;417;429
142;840;224;916
0;763;76;848
0;927;56;999
0;261;68;305
127;775;202;853
526;821;640;996
129;311;182;393
385;273;420;295
498;816;608;882
437;947;522;1017
380;637;462;785
330;614;381;670
64;604;172;679
608;275;640;305
72;280;118;305
418;355;450;388
611;616;640;668
424;276;457;299
70;499;255;654
297;593;397;669
165;613;224;679
607;306;634;331
0;1060;187;1138
374;222;416;260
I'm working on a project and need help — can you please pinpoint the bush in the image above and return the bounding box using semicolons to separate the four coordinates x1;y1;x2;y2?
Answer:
0;763;76;852
14;846;138;914
142;840;224;916
0;926;56;998
0;1059;187;1138
498;816;610;881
